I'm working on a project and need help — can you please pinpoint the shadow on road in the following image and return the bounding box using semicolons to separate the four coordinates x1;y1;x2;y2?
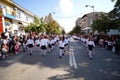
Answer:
0;41;120;80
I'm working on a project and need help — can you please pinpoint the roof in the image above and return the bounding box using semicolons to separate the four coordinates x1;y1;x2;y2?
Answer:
5;0;36;17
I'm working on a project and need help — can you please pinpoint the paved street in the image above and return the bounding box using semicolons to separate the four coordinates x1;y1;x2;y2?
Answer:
0;39;120;80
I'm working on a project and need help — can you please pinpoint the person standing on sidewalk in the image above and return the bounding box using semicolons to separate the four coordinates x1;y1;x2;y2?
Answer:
87;37;96;59
1;44;8;59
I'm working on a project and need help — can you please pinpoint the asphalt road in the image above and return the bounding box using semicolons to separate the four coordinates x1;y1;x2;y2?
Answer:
0;38;120;80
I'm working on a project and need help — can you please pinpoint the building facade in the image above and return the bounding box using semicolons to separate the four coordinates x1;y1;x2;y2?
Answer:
76;12;103;34
0;0;35;36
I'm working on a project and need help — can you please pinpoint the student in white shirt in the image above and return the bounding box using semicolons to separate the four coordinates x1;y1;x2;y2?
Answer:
58;36;65;59
51;37;55;50
26;36;34;55
64;37;69;52
40;35;47;56
87;37;95;59
48;37;53;52
35;37;40;51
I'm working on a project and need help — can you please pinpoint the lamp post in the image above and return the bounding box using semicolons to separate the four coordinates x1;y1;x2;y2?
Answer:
85;5;94;20
85;5;94;33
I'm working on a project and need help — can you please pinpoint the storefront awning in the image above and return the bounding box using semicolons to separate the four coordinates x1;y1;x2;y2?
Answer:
82;27;91;30
107;29;120;35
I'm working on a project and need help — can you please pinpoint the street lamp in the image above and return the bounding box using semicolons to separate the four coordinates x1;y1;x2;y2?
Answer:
85;5;94;33
85;5;94;20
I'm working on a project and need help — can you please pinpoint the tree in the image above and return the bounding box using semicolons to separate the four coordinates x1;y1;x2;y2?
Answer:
91;13;112;33
23;16;46;34
69;25;81;35
110;0;120;19
108;0;120;31
46;20;62;34
91;0;120;34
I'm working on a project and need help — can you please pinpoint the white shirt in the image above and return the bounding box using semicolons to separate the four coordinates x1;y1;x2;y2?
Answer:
3;39;8;44
35;39;40;45
40;39;47;47
26;39;34;45
64;38;69;44
59;40;65;47
51;39;55;44
87;40;95;47
2;47;8;52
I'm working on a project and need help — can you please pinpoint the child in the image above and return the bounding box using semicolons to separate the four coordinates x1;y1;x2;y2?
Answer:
40;35;47;56
1;44;8;59
26;36;34;55
15;42;20;54
23;41;27;52
58;36;65;59
87;37;95;59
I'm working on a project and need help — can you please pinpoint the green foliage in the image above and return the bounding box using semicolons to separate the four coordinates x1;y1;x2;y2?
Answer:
69;25;81;35
111;0;115;2
46;20;62;34
92;14;112;33
92;11;120;34
109;0;120;31
22;16;46;34
22;16;63;35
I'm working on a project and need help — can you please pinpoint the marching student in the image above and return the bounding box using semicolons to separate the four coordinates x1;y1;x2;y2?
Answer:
64;37;69;53
58;36;65;59
51;37;55;50
34;36;40;52
40;35;47;56
87;37;95;59
48;37;53;52
26;36;34;55
22;41;27;52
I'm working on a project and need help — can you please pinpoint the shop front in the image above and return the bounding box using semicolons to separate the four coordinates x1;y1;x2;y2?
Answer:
4;18;12;32
82;27;92;34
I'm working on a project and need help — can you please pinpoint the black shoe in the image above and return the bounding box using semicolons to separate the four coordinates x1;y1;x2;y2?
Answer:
59;56;62;59
90;57;93;60
42;54;45;57
29;53;32;56
62;53;64;56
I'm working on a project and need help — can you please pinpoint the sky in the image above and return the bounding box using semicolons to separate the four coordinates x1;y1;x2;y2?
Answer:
13;0;116;33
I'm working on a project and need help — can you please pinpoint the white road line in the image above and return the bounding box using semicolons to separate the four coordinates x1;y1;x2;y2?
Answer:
69;47;78;69
71;49;78;69
69;50;73;67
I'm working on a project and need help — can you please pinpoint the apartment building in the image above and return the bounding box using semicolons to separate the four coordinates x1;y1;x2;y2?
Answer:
76;12;103;34
0;0;35;36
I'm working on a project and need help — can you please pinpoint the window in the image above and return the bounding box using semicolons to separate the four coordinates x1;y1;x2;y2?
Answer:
95;14;98;18
26;16;28;21
18;12;21;18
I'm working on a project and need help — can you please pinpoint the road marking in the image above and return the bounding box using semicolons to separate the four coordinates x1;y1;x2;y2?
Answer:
69;47;78;69
69;49;73;67
72;49;78;69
